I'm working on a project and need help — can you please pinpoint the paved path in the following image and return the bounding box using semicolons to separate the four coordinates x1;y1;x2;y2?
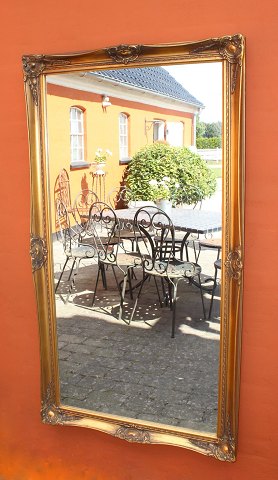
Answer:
54;242;221;433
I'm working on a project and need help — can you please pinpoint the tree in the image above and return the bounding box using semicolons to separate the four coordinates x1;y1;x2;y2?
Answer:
196;118;222;140
204;121;222;138
196;116;206;138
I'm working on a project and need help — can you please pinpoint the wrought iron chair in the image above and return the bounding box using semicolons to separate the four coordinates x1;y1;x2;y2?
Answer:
194;237;222;263
72;189;99;241
55;200;97;301
87;201;141;321
107;185;130;210
131;206;206;337
107;185;139;250
54;168;73;231
164;184;204;262
207;259;222;319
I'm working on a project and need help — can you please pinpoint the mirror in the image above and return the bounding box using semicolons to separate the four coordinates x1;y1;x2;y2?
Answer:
24;36;245;461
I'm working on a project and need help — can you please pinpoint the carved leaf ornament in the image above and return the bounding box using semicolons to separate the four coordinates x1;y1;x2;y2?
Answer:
30;235;47;272
106;44;142;64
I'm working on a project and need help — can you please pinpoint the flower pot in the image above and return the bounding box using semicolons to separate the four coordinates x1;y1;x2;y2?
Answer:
156;199;172;216
93;162;106;175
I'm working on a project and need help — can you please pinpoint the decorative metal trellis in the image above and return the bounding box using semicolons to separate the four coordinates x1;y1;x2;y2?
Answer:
91;172;106;203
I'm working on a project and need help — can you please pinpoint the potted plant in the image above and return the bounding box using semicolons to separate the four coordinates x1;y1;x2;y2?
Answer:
148;177;180;215
92;148;112;175
125;143;217;207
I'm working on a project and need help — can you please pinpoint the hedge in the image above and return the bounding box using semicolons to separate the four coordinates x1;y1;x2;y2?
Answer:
196;137;222;149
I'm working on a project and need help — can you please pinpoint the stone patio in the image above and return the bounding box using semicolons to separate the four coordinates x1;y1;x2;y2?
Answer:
53;237;221;434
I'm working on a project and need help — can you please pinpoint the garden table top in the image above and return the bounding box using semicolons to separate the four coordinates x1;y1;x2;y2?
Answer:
115;207;222;236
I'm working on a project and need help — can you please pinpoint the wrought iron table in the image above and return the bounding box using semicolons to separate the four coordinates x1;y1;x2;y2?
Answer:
115;207;222;239
114;207;222;320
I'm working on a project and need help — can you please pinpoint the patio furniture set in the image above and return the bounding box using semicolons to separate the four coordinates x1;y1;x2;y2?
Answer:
55;188;222;337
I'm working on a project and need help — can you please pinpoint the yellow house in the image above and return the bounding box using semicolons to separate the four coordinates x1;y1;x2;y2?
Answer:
46;67;203;229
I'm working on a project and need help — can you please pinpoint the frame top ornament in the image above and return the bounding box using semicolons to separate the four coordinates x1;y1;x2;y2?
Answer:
106;44;142;64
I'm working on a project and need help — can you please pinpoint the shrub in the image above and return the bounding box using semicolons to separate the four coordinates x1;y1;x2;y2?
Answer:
196;137;222;149
125;143;217;205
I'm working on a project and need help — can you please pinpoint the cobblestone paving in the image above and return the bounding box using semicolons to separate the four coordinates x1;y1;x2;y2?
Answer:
54;239;220;434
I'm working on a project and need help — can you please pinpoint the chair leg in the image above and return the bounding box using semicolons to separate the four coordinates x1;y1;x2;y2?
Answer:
127;268;133;300
129;273;148;323
153;276;163;307
161;278;168;306
194;241;200;263
111;265;120;292
197;273;206;320
67;259;76;281
208;267;218;319
100;263;107;289
55;257;69;293
118;275;128;322
92;265;101;307
66;258;80;303
167;279;173;309
180;236;189;261
171;282;178;338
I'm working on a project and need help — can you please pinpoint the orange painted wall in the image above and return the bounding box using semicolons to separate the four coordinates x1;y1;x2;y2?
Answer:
46;85;192;230
1;1;278;479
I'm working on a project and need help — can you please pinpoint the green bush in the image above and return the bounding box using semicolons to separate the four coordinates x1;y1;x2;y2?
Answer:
125;143;217;206
196;137;222;149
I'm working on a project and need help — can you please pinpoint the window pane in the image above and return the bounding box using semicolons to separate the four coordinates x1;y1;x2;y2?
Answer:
71;136;77;148
71;148;77;162
70;108;85;163
71;121;78;134
78;121;83;134
119;113;129;160
153;121;165;142
78;148;83;162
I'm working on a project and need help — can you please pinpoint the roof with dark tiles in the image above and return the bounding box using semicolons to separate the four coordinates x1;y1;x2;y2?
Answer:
89;67;203;108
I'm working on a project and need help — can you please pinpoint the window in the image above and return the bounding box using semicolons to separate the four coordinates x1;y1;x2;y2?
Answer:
119;113;129;162
70;107;85;165
153;120;165;142
166;121;184;146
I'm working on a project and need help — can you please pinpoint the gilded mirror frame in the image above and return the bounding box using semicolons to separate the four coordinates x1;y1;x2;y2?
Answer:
23;34;245;461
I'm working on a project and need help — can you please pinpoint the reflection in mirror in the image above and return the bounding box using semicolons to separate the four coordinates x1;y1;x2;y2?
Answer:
47;63;222;433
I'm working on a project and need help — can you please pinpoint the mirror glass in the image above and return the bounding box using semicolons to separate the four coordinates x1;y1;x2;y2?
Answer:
46;62;222;434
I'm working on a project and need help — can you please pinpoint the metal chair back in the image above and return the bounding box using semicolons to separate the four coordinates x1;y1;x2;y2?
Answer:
87;201;121;264
134;206;175;275
72;189;99;236
55;199;77;254
107;185;130;210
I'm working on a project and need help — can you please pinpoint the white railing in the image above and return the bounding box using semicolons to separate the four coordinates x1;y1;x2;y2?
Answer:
197;148;222;162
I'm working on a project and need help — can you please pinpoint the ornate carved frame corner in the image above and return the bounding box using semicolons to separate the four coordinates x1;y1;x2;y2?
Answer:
23;34;245;461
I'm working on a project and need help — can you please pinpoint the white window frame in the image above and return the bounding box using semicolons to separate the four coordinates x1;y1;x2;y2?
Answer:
153;120;165;142
70;107;85;166
119;113;129;162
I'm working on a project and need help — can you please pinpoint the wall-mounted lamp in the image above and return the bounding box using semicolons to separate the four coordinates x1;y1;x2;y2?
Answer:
102;95;112;110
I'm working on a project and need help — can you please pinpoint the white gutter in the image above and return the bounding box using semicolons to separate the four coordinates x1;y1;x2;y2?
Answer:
47;73;202;116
